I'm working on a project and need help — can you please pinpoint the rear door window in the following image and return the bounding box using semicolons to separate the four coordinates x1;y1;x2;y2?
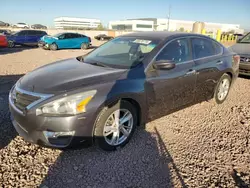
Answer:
71;33;80;38
191;38;216;59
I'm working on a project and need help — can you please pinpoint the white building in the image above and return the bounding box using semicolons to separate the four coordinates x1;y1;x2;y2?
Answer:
54;17;101;29
122;18;243;34
108;20;154;31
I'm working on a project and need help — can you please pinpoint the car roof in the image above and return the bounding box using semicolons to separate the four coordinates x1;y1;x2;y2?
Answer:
121;31;208;40
61;32;82;35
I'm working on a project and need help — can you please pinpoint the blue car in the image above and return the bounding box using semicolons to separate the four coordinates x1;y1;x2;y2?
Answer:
38;32;91;50
7;30;47;48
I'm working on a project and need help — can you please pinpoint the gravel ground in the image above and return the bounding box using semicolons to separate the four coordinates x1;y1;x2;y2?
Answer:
0;42;250;188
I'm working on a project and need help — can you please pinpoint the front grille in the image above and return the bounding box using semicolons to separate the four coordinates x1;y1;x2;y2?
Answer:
12;88;40;111
240;56;250;63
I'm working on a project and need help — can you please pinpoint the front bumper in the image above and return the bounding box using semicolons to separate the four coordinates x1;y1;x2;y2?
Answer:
239;62;250;76
9;96;95;148
38;41;49;49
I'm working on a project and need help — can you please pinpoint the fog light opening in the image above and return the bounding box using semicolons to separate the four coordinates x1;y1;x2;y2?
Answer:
43;131;75;146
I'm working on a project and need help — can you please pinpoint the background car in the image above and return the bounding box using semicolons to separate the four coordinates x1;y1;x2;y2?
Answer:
0;34;8;47
7;30;47;48
31;24;47;30
0;21;10;27
94;34;114;41
230;32;250;76
9;32;239;151
12;23;29;28
0;29;12;35
234;33;244;41
38;32;91;50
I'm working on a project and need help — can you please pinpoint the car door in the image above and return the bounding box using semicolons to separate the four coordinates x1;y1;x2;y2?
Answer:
57;33;74;49
191;37;224;102
26;30;38;45
71;33;82;48
56;33;68;49
145;38;197;121
14;30;27;44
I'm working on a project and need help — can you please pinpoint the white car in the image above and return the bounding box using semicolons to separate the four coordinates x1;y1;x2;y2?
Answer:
12;23;29;28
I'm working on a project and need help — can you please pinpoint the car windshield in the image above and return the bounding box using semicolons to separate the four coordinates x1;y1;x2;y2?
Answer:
83;37;160;69
239;33;250;43
12;31;21;35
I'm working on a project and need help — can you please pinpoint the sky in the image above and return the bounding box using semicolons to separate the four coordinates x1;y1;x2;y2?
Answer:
1;0;250;30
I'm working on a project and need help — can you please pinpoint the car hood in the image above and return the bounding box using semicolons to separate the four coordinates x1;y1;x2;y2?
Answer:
40;35;57;42
229;43;250;55
17;58;127;94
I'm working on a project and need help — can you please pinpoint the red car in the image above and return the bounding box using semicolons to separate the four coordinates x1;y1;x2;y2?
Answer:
0;34;8;47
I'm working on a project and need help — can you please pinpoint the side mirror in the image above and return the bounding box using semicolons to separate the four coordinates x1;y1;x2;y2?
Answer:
153;60;176;70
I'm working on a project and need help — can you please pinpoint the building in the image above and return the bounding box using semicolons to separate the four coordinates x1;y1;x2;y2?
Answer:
54;17;101;29
108;20;154;31
113;18;243;34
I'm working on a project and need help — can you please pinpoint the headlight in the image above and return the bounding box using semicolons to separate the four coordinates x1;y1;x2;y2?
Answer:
36;90;96;116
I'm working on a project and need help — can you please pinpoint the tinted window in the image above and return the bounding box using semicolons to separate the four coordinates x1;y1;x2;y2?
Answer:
17;30;27;36
65;33;73;39
192;38;215;59
156;38;191;63
27;30;38;35
213;42;223;55
71;33;80;38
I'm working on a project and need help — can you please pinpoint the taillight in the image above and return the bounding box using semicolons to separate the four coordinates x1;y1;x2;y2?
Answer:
233;55;240;66
88;37;91;42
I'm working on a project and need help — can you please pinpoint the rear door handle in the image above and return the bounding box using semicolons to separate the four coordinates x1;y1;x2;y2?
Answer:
216;60;223;65
185;70;196;75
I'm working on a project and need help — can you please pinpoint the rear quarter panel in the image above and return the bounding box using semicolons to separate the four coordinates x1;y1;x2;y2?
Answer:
77;37;90;47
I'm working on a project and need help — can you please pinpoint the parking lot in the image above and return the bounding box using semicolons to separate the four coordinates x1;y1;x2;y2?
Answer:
0;40;250;187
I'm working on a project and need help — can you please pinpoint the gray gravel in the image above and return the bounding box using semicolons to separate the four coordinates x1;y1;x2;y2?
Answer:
0;46;250;187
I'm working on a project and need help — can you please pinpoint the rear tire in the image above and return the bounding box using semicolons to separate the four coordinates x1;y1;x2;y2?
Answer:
50;43;58;51
214;73;232;104
81;43;88;50
94;100;138;151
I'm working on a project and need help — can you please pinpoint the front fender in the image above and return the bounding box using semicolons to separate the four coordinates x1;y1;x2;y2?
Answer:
43;39;57;45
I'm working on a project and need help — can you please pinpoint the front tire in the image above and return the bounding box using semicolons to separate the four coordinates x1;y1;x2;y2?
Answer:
49;43;58;51
8;40;15;48
94;100;138;151
214;73;232;104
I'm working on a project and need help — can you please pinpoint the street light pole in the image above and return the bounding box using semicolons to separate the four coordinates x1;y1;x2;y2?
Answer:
167;5;171;31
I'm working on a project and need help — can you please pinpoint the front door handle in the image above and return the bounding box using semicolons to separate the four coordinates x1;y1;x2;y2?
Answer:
216;60;223;65
185;69;196;75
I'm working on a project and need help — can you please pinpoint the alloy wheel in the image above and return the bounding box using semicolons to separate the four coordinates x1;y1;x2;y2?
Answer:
217;78;230;101
8;41;14;48
103;109;134;146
